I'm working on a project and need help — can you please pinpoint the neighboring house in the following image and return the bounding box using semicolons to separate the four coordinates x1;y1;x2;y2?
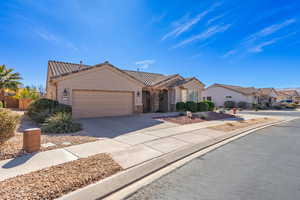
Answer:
277;90;300;102
46;60;205;118
202;84;258;108
257;88;278;107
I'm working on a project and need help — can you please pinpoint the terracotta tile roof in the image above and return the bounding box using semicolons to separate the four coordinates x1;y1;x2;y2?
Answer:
48;60;179;87
257;88;276;96
48;60;90;78
211;83;258;95
278;90;300;97
122;70;174;86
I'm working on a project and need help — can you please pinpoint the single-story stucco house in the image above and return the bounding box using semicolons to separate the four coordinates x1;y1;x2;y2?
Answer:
202;83;259;108
46;60;205;118
257;88;278;106
276;89;300;102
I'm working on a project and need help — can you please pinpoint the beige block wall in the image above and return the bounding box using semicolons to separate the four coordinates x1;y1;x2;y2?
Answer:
55;66;143;108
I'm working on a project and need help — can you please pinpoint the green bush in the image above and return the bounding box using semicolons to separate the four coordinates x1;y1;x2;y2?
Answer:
0;109;20;144
0;101;3;108
203;101;214;111
237;101;248;109
42;112;82;134
224;101;236;109
272;104;283;110
197;102;209;112
185;101;197;112
28;98;72;123
176;102;186;111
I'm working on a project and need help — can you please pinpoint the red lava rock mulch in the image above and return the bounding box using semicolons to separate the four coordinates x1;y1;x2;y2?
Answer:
156;112;237;125
202;111;236;120
158;116;205;125
0;154;122;200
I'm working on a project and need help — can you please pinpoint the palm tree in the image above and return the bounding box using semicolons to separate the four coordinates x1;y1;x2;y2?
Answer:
0;65;22;107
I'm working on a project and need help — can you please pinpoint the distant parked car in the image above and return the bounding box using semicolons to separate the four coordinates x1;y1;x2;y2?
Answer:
279;100;293;104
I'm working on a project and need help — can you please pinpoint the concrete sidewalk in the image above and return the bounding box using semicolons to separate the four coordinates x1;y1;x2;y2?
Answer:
0;114;291;181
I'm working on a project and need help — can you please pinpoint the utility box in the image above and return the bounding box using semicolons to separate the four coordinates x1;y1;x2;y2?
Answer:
23;128;41;153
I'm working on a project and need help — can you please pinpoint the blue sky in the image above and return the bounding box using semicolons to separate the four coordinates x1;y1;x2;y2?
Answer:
1;0;300;88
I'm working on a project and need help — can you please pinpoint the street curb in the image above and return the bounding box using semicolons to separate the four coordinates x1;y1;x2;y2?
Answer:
57;118;296;200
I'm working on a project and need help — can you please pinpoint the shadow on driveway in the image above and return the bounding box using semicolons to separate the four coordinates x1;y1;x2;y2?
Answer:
76;113;178;138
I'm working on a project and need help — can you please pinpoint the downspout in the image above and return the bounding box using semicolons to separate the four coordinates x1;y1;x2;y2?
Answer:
55;82;58;101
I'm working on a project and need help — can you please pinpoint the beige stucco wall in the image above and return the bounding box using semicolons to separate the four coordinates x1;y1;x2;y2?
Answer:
174;80;204;103
203;86;257;107
54;66;143;107
46;83;56;99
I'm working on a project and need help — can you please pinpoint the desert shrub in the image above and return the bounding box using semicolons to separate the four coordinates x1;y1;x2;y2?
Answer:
224;101;236;109
185;101;197;112
42;112;82;134
28;98;72;123
176;102;186;111
237;101;248;109
0;109;20;144
0;101;3;108
203;101;214;111
272;104;283;110
197;102;209;112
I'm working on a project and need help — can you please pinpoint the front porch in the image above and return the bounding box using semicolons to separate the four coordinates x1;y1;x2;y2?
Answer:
142;88;176;113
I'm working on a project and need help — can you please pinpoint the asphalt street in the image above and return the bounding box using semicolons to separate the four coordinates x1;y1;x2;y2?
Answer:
126;113;300;200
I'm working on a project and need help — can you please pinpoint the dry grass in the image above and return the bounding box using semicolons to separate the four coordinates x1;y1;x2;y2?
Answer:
0;154;122;200
209;117;276;132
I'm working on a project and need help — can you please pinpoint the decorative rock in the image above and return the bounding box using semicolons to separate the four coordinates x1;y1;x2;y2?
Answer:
186;111;192;119
41;142;56;148
62;142;72;146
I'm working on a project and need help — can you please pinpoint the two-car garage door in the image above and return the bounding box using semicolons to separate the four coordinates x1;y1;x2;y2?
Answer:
72;90;134;119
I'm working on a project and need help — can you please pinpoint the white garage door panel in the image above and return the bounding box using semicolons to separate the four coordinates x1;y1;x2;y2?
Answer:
73;90;133;118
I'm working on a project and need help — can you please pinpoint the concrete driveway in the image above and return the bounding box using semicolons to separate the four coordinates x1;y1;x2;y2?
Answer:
77;113;180;138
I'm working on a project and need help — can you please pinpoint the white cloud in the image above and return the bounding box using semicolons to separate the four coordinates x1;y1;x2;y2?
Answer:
248;40;277;53
135;59;156;69
245;19;296;44
172;24;231;48
34;28;78;51
224;18;297;58
161;2;221;41
207;13;225;25
223;49;237;58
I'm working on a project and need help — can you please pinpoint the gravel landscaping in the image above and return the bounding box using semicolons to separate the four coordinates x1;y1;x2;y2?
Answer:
0;131;97;160
0;111;97;161
0;153;122;200
208;117;276;132
156;111;237;125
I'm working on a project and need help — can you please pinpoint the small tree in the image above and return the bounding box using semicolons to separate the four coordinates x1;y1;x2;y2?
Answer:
0;65;22;107
185;101;198;112
15;86;40;100
176;102;186;111
197;102;209;112
203;101;215;111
